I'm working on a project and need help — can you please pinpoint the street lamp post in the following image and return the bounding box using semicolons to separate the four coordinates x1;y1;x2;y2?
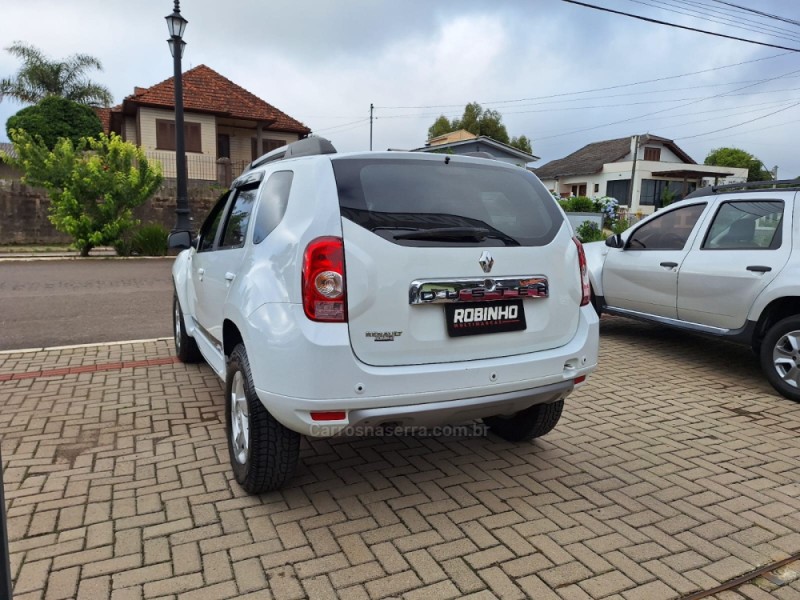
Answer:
166;0;191;233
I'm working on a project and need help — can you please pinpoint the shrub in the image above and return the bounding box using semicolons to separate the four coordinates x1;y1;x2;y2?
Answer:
6;96;102;150
576;221;605;243
115;223;170;256
132;223;169;256
611;218;630;235
568;196;596;212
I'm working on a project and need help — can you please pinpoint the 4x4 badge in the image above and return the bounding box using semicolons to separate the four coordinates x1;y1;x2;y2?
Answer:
479;250;494;273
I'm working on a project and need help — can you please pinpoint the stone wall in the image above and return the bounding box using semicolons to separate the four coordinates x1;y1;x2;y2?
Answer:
0;173;225;245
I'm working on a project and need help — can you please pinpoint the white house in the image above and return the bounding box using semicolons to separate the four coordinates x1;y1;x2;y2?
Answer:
533;134;747;214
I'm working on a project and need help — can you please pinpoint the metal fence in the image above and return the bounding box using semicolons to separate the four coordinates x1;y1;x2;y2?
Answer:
144;151;250;186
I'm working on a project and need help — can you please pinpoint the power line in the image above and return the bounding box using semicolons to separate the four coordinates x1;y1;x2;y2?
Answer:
376;81;800;121
712;0;800;28
675;101;800;140
561;0;800;51
670;0;800;39
311;117;370;134
691;116;800;144
624;0;800;44
375;51;792;110
534;66;800;141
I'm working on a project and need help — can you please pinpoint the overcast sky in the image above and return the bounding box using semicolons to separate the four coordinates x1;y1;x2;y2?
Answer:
1;0;798;177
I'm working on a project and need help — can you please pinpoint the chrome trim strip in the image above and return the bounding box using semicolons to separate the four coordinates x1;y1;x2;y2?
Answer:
191;317;224;353
409;275;548;305
603;306;731;335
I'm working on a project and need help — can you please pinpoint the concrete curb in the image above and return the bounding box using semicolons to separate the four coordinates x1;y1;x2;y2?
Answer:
0;256;174;262
0;337;172;355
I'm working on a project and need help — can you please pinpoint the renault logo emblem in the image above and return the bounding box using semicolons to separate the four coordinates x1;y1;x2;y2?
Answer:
479;250;494;273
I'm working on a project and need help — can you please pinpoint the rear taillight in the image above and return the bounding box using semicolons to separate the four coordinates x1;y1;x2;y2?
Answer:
573;236;591;307
302;237;347;322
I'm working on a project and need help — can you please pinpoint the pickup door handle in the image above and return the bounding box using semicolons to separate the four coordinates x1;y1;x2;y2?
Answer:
747;265;772;273
225;272;236;282
660;261;678;268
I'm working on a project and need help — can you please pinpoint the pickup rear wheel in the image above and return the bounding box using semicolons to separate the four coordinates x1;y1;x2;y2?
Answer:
173;292;203;363
760;316;800;402
226;343;301;492
484;399;564;442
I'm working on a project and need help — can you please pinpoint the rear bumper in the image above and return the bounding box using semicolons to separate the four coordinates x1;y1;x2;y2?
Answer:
308;380;573;437
250;304;599;437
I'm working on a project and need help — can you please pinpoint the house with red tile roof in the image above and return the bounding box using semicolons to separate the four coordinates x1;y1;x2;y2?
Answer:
104;65;310;181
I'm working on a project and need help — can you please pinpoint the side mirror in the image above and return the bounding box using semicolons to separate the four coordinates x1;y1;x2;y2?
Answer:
605;234;624;249
168;230;193;250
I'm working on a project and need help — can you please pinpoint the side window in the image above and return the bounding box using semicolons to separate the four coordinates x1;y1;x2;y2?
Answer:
219;187;258;249
197;192;231;252
703;201;783;250
253;171;294;244
627;203;706;250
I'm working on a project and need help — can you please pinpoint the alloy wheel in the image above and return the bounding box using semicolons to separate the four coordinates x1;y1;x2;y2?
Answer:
174;300;182;353
772;330;800;389
230;371;250;464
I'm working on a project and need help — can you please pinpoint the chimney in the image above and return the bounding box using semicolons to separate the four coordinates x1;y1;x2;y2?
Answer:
134;87;146;96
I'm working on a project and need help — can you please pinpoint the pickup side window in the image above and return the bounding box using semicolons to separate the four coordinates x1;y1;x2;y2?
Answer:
627;203;706;250
702;200;783;250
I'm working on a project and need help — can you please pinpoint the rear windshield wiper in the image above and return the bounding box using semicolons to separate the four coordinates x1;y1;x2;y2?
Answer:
394;227;519;246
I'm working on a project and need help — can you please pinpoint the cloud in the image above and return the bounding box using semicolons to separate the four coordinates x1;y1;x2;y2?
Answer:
0;0;796;175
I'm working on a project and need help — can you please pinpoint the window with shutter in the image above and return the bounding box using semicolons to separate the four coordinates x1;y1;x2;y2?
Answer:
643;147;661;161
155;119;201;152
156;120;176;150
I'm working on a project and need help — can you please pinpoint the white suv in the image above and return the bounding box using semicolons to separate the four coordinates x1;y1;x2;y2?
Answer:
169;138;599;492
584;180;800;402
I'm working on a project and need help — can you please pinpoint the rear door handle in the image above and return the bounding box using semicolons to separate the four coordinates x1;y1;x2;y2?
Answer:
747;265;772;273
660;262;678;268
197;267;205;281
225;272;236;282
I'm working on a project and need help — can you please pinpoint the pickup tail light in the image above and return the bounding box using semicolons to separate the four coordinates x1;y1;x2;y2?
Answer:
303;237;347;322
573;237;591;307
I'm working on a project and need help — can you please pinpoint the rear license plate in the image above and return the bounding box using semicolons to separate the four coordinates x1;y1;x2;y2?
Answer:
445;300;526;337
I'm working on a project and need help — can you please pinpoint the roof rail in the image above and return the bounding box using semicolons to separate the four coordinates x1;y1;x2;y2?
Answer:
687;179;800;198
247;136;337;170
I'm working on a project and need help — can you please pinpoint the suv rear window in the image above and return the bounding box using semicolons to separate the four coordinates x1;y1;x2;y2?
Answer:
332;158;563;247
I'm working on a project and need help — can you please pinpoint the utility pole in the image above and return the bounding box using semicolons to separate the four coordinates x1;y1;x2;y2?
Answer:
627;134;640;210
369;103;374;151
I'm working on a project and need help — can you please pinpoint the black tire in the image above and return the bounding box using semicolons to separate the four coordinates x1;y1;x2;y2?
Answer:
173;292;203;364
759;315;800;402
226;343;301;493
484;399;564;442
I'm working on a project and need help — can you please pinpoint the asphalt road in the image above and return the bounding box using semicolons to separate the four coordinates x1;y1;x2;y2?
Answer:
0;259;174;351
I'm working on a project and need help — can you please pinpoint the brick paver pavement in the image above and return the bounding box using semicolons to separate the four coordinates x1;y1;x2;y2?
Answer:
2;318;800;599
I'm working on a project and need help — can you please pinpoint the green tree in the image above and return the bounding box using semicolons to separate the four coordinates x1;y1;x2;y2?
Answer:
6;96;102;149
704;147;771;182
427;115;452;140
8;131;162;256
0;41;112;106
427;102;533;154
510;135;532;154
